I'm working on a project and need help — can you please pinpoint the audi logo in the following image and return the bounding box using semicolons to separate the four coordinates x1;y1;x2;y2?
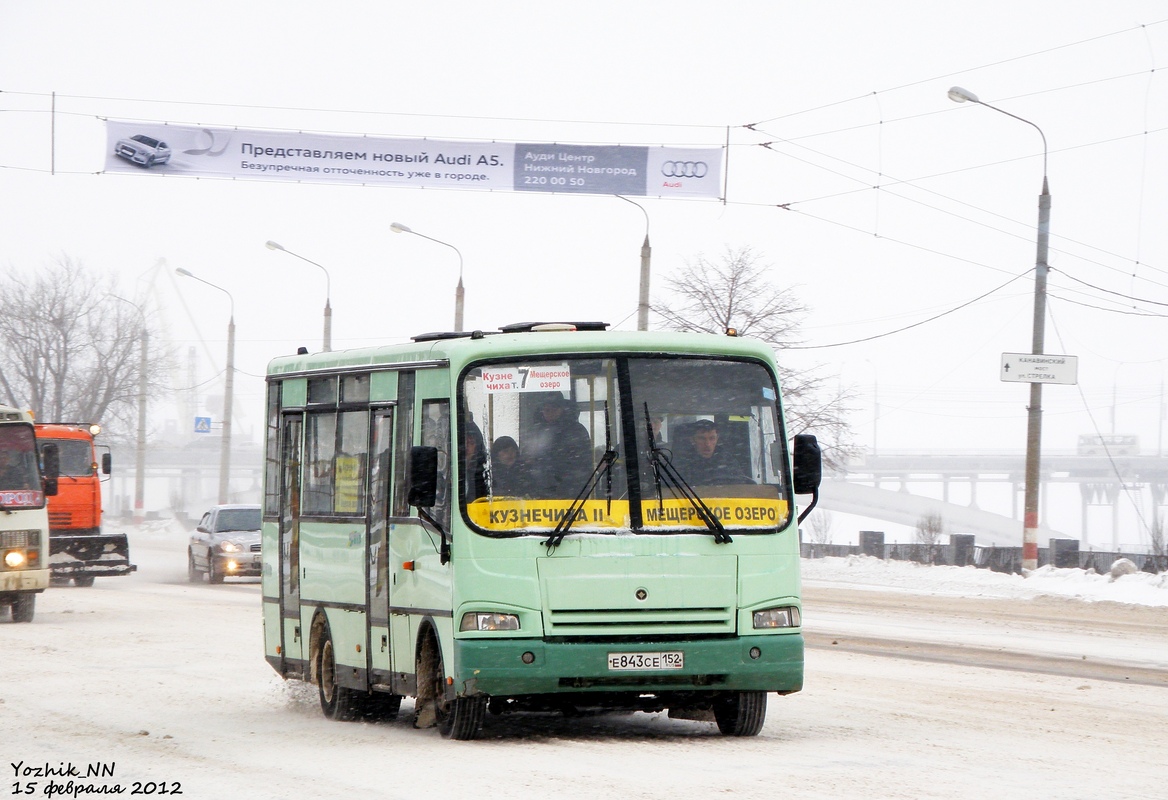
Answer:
661;161;708;178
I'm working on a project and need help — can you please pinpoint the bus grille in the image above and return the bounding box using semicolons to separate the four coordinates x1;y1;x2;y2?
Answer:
544;606;734;636
1;529;38;548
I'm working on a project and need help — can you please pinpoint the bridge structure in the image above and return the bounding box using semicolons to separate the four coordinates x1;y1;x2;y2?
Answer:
819;451;1168;549
97;442;1168;550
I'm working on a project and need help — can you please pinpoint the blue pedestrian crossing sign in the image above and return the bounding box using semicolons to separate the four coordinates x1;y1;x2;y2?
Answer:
194;416;213;434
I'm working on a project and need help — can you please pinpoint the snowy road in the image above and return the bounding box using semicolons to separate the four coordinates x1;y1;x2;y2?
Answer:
3;524;1166;800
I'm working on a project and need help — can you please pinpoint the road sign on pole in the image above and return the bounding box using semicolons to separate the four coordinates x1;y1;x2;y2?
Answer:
194;416;212;433
1000;353;1078;385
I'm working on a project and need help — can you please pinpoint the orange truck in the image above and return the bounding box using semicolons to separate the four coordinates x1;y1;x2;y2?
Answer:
34;423;136;586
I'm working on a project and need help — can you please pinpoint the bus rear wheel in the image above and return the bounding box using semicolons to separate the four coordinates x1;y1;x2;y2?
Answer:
714;691;767;736
317;632;361;721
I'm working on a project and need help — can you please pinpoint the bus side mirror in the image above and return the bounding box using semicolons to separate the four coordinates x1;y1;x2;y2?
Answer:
41;442;60;497
101;453;112;475
792;434;822;495
407;446;439;508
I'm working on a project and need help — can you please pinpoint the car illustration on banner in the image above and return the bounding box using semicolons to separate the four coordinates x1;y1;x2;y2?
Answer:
114;134;171;168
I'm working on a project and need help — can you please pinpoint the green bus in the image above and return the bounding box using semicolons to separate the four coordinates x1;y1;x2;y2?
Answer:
261;322;821;739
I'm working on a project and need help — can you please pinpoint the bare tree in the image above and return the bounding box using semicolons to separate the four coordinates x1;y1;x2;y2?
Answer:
914;511;945;564
1150;515;1166;574
806;510;835;546
0;256;170;432
653;246;856;468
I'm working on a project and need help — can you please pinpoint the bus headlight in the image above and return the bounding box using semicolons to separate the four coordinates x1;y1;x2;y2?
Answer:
460;612;520;632
5;550;27;568
752;606;801;629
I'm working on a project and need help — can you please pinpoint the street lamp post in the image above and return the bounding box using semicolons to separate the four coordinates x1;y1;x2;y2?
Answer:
110;294;149;525
617;195;652;331
175;267;236;505
265;240;332;352
389;222;464;331
616;196;654;331
949;86;1051;571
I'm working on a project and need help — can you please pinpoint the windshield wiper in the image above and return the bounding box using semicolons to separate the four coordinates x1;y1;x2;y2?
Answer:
643;403;731;544
543;402;615;554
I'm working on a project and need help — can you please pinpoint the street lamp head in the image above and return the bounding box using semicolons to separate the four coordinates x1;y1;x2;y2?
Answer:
948;86;979;104
389;222;412;234
175;267;194;278
265;240;285;252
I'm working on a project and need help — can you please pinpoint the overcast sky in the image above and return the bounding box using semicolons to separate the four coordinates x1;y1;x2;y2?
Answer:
2;1;1167;463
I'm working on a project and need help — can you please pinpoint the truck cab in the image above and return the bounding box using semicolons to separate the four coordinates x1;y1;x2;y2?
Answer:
34;423;134;587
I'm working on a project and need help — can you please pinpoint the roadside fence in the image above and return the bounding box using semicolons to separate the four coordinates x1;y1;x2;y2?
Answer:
801;532;1166;575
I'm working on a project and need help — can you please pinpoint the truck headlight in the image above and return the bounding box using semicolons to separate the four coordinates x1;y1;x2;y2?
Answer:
4;550;26;568
752;606;801;629
460;612;520;632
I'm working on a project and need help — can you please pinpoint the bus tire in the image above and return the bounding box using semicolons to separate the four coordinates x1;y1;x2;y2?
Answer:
431;643;486;739
11;594;35;623
415;631;486;739
714;691;767;736
74;576;95;587
317;630;361;722
439;695;487;740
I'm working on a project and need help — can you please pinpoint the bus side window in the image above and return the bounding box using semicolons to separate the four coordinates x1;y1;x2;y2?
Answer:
420;399;451;528
302;412;337;516
391;372;416;517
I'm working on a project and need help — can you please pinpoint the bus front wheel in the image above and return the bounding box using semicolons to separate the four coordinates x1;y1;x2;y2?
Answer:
438;695;487;740
416;633;485;740
714;691;767;736
11;594;35;623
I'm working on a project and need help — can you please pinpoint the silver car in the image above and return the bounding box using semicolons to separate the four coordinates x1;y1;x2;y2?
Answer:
114;134;171;168
188;504;261;584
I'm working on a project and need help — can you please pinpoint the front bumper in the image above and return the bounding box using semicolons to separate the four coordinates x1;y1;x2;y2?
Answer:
0;568;50;594
216;552;262;577
454;633;803;697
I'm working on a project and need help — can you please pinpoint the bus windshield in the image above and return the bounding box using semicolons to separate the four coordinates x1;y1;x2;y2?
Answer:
460;356;791;536
0;424;44;505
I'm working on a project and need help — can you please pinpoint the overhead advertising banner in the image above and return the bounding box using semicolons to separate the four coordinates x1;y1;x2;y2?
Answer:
104;121;723;199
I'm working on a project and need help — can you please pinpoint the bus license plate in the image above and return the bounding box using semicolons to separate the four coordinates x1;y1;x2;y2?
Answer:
607;651;684;671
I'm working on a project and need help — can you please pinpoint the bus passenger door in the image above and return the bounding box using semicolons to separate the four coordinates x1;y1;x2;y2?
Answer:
279;414;303;672
367;408;394;682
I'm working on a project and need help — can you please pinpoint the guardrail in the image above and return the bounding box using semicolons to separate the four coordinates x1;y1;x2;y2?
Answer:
801;534;1166;575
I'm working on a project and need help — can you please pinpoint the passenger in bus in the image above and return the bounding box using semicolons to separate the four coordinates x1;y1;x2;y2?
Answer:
674;419;739;485
488;436;522;496
463;422;488;500
525;393;592;497
650;415;665;446
0;446;36;490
